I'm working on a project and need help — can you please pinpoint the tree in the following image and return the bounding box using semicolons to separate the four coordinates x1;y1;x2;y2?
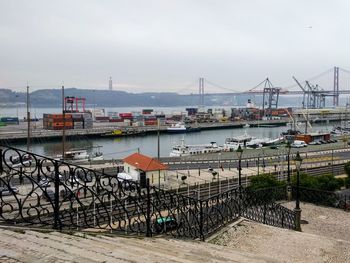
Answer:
248;173;285;191
292;173;343;191
344;161;350;177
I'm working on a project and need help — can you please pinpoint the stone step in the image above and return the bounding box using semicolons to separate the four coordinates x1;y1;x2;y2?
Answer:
0;228;277;263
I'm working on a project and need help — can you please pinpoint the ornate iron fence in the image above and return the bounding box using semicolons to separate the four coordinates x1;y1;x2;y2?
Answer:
0;145;297;241
241;187;296;229
292;186;350;210
0;145;203;239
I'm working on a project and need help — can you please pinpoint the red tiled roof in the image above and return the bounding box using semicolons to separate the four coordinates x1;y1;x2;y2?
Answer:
123;153;168;172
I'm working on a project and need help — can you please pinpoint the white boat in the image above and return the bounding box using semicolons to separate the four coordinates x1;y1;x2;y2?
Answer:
331;126;350;135
243;123;250;128
246;138;266;149
167;123;187;133
58;147;104;162
170;138;222;157
223;132;252;151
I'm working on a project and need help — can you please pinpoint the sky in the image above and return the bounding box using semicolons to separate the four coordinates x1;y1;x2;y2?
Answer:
1;0;350;93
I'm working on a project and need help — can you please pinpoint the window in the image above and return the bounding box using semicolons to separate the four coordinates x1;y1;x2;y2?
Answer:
128;167;130;173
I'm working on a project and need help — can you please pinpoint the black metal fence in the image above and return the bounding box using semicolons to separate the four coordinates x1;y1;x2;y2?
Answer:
0;145;297;240
292;186;350;210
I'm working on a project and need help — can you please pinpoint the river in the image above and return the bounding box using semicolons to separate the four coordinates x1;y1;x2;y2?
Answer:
11;123;333;160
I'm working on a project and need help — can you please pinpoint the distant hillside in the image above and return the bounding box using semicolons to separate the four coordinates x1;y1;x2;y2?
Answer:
0;88;197;107
0;88;305;107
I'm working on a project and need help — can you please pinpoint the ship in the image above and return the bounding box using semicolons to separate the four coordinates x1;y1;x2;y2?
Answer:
57;146;104;163
167;123;187;133
170;138;222;157
223;132;253;151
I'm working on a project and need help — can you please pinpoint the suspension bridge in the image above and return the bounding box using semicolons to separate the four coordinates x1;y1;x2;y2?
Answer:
178;66;350;109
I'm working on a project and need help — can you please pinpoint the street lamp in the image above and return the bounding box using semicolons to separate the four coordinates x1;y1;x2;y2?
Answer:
236;145;243;189
286;141;291;183
294;151;302;231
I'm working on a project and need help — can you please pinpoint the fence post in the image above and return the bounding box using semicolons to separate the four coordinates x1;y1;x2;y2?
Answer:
146;178;152;237
53;161;61;230
0;149;3;175
199;200;204;241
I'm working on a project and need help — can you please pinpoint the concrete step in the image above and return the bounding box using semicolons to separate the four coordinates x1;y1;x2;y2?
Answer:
0;228;278;263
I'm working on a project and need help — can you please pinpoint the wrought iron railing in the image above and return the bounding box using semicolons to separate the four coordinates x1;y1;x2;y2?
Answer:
292;186;350;210
241;186;296;229
0;145;298;240
0;145;203;238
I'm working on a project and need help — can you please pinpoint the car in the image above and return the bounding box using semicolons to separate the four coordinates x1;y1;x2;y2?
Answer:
0;186;19;196
154;217;179;233
269;145;279;149
38;178;51;187
60;188;81;200
308;141;318;145
41;189;55;201
319;140;326;144
291;140;307;148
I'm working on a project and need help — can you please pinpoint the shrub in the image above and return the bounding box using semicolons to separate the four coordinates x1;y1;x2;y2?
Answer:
248;173;285;191
344;161;350;177
292;173;343;191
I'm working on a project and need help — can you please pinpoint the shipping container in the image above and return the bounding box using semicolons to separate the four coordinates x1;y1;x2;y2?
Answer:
142;109;153;115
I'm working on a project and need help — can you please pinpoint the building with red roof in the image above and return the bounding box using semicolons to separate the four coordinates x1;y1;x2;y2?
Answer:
122;153;168;186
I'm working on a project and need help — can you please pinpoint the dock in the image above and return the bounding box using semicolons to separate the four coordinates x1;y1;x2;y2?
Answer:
0;119;288;144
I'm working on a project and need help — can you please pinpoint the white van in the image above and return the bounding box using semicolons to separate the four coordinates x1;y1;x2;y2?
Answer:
291;140;307;148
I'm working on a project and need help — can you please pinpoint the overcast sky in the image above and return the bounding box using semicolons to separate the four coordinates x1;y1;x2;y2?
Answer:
1;0;350;93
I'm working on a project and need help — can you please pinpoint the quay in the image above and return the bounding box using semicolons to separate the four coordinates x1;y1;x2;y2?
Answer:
0;119;288;143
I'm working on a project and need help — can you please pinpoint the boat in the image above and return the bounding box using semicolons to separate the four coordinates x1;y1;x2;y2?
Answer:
246;138;269;149
58;147;104;162
262;136;285;146
170;138;222;157
243;123;250;128
187;126;201;132
101;128;146;137
223;132;253;151
167;123;187;133
331;126;350;135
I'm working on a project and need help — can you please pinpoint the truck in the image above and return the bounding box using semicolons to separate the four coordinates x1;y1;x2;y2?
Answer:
291;140;307;148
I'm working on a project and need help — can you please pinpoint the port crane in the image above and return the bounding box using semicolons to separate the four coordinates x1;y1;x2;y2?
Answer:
292;76;333;109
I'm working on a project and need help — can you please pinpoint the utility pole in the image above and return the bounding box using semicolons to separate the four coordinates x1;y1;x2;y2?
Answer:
26;85;31;151
62;86;65;161
157;117;160;188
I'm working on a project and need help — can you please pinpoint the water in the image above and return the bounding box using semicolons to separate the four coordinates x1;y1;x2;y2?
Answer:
12;123;333;159
2;106;335;159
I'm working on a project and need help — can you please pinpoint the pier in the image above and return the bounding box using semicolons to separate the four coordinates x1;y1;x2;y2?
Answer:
0;119;288;143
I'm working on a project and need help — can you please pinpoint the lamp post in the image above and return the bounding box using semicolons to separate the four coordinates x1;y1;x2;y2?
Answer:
236;145;243;189
286;141;291;183
294;151;302;231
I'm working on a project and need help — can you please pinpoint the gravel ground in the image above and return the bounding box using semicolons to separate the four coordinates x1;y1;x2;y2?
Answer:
210;202;350;263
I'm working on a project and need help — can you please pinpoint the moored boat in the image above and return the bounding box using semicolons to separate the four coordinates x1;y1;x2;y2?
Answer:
170;138;222;157
223;132;252;151
167;123;187;133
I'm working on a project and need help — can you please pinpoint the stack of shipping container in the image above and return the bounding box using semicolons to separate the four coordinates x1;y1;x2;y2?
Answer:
43;112;93;130
43;114;73;130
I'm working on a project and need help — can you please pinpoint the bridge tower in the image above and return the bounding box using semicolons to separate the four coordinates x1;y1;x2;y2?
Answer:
333;66;339;107
109;76;113;91
198;77;205;108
